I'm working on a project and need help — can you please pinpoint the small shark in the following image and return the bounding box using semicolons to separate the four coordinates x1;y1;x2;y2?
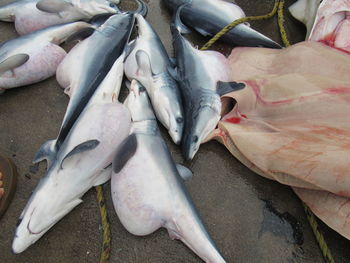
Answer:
0;21;92;93
163;0;281;48
124;14;184;144
111;80;227;263
0;0;121;35
13;53;131;254
170;5;245;160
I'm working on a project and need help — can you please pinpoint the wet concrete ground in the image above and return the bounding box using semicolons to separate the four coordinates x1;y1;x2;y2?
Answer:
0;0;349;262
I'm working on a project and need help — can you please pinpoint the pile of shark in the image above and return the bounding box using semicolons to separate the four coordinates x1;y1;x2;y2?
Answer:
0;0;349;261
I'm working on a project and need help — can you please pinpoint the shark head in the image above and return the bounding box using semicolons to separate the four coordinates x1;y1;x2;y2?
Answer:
132;47;184;144
124;80;156;122
151;73;184;145
12;174;82;254
182;105;221;160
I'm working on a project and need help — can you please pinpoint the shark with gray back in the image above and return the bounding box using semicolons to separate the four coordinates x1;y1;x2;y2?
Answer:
163;0;281;48
170;4;246;160
32;4;147;168
0;20;93;93
12;52;131;254
124;14;184;144
111;79;227;263
0;0;121;35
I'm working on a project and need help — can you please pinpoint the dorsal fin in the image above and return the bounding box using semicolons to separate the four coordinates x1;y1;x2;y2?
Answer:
65;27;95;44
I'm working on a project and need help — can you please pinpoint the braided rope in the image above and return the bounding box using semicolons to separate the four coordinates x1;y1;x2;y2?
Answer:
95;185;111;263
277;0;291;47
200;0;279;51
302;202;336;263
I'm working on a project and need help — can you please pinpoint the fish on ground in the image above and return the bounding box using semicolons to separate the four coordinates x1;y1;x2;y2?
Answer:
0;21;93;93
0;0;121;35
124;14;184;144
163;0;281;48
111;79;227;263
13;52;131;254
32;8;144;167
171;5;245;160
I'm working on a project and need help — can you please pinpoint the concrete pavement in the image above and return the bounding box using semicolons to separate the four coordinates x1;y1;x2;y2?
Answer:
0;0;349;262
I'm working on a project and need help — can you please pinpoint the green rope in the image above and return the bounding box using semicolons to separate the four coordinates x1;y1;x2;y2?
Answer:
95;185;111;263
277;0;291;47
199;1;336;262
200;0;280;51
302;202;335;263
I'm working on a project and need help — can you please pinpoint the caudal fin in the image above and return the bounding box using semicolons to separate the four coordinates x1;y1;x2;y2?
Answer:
0;3;16;22
166;206;227;263
226;23;282;49
32;140;57;169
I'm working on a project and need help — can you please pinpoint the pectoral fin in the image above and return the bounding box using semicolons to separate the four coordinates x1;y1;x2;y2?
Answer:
60;140;100;169
36;0;73;14
113;134;137;173
89;13;114;27
135;50;154;77
0;54;29;74
65;27;95;44
217;81;246;96
176;164;193;180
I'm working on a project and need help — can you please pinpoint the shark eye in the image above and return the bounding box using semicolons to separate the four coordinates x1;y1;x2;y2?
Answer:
139;86;146;92
109;3;116;7
193;136;198;143
176;117;183;123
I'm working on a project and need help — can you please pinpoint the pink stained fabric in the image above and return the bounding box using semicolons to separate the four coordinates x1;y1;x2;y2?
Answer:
209;41;350;239
309;0;350;53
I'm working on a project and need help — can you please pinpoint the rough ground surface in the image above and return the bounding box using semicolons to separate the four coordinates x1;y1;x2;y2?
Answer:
0;0;349;262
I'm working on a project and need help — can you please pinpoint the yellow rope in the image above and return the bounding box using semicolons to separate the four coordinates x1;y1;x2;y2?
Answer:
277;0;291;47
200;0;280;51
95;185;111;263
198;1;336;262
302;202;336;263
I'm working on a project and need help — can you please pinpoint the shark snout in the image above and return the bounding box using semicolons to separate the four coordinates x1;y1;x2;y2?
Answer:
168;116;184;145
12;214;42;254
182;133;200;161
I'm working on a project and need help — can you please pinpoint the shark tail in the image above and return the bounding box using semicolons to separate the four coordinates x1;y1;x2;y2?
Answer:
225;23;282;49
32;139;57;169
0;2;16;22
166;201;227;263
